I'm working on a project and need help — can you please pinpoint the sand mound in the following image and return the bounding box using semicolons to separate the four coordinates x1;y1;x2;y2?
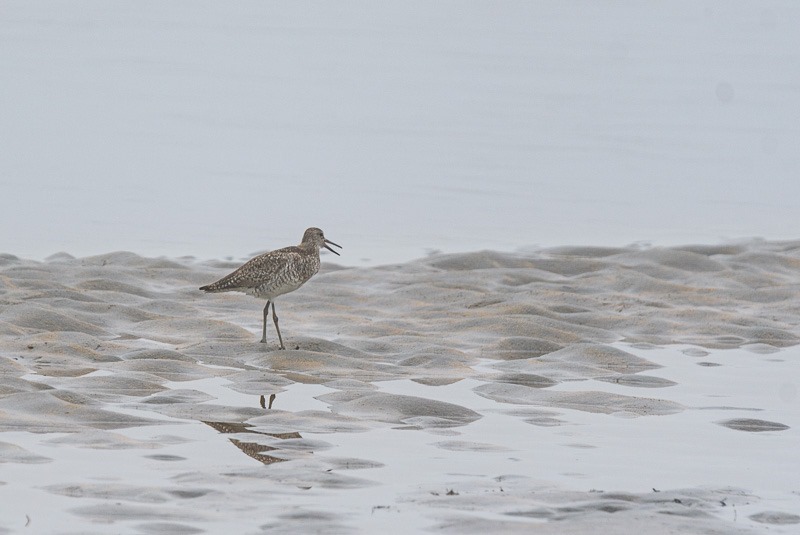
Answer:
321;391;482;428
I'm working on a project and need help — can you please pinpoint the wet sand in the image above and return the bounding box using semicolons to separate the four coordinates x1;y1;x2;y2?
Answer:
1;241;799;533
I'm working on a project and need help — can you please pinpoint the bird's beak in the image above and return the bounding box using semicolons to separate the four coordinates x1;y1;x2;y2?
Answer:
324;239;342;256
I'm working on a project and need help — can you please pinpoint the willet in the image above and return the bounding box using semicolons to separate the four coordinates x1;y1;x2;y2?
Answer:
199;227;341;349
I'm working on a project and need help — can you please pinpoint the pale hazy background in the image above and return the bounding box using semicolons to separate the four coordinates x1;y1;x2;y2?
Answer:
2;1;798;265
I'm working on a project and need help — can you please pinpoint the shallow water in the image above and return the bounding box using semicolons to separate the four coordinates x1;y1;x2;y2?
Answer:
2;2;800;264
2;345;798;534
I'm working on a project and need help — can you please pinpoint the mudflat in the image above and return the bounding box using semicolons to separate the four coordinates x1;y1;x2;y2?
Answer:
1;241;798;533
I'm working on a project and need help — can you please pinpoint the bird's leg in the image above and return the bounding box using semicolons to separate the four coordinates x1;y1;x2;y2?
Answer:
271;302;285;350
261;301;271;344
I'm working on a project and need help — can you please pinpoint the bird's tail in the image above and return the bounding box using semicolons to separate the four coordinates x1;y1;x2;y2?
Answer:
199;283;222;292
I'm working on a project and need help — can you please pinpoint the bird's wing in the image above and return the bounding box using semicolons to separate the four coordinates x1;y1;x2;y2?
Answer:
200;248;302;292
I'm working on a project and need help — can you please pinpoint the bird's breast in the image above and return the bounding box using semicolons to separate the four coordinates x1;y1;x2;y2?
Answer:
251;256;320;299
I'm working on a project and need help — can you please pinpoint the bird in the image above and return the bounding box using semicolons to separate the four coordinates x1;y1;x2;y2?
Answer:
199;227;341;349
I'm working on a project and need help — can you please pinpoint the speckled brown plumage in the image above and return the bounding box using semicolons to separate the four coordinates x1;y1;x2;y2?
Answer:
200;227;341;349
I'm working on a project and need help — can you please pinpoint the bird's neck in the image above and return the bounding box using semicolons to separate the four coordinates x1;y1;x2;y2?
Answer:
299;243;320;255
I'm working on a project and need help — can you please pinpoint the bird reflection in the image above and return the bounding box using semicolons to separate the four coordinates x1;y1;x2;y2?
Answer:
259;393;277;409
202;419;300;465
